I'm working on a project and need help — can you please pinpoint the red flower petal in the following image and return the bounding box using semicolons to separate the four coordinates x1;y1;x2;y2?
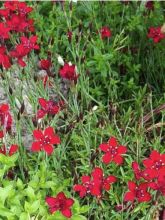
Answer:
0;104;9;112
81;175;90;183
50;135;60;145
90;185;101;197
37;109;46;119
56;192;66;200
99;143;109;152
124;192;135;202
103;182;111;191
33;129;43;140
143;159;153;168
106;175;117;183
91;167;103;179
128;181;136;191
102;152;112;164
38;98;47;109
113;155;123;165
61;209;72;218
118;145;127;154
50;207;58;214
108;137;117;147
9;144;18;156
73;185;87;198
44;127;54;137
66;198;74;208
138;192;151;203
45;197;56;207
31;142;41;152
150;150;160;161
43;144;54;155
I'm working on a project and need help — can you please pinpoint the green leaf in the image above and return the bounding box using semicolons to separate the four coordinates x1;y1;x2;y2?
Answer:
71;215;87;220
0;185;13;205
25;186;35;200
79;205;89;214
0;205;14;217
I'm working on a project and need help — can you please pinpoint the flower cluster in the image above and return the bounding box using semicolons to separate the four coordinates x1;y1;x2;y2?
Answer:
74;137;126;200
74;167;117;198
124;150;165;203
0;144;18;156
0;1;38;68
37;98;60;119
148;26;165;43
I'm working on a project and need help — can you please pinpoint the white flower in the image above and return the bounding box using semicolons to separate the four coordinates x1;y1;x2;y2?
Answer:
92;105;98;111
58;55;64;66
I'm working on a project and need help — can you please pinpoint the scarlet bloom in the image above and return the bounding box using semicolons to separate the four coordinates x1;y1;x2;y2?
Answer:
39;59;52;71
142;150;165;179
67;31;72;41
148;27;165;43
20;35;40;51
124;181;151;203
74;167;116;198
10;44;28;67
46;192;74;218
59;63;78;82
0;47;11;69
31;127;60;155
17;2;33;17
0;104;12;131
99;26;112;39
149;169;165;196
37;98;60;119
0;23;10;40
6;14;28;32
99;137;127;165
0;144;18;156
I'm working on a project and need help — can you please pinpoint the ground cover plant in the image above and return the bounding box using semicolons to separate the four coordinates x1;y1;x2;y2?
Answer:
0;0;165;219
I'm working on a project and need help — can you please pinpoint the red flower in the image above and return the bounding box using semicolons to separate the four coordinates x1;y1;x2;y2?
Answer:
37;98;60;119
4;1;18;11
59;63;78;82
46;192;74;218
124;181;151;203
6;14;28;32
67;31;72;41
99;26;111;39
27;19;35;32
142;150;165;179
148;27;165;43
99;137;127;165
0;23;10;40
17;2;33;17
0;9;10;18
145;1;154;11
10;44;28;67
132;162;142;180
74;167;116;198
39;59;52;71
0;104;12;131
20;35;40;51
149;170;165;197
0;144;18;156
31;127;60;155
0;47;11;69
